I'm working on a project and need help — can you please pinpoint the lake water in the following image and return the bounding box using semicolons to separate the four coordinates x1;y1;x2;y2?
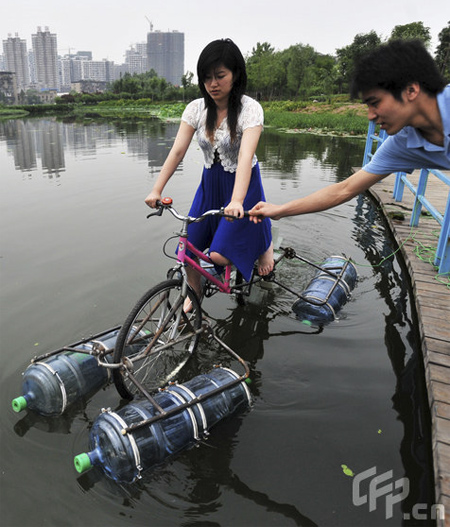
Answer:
0;117;435;526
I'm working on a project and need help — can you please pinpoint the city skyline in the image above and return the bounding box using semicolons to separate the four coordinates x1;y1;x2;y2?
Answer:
1;0;447;77
2;27;185;96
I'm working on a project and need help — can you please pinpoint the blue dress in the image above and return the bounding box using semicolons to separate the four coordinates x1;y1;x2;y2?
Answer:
187;161;272;281
182;95;272;281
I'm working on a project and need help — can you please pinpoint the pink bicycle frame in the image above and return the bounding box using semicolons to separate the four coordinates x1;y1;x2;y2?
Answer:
176;234;232;294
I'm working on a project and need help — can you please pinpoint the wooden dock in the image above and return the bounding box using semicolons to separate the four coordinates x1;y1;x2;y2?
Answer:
366;170;450;526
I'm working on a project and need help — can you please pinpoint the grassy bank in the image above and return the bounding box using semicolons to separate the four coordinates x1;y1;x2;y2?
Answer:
0;107;30;119
261;99;368;136
1;98;369;136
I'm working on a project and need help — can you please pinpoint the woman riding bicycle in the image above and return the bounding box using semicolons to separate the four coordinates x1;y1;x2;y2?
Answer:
144;38;274;306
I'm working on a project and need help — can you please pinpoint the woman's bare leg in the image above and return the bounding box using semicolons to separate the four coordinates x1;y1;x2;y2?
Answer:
257;241;274;276
209;252;230;267
184;263;202;312
210;245;274;277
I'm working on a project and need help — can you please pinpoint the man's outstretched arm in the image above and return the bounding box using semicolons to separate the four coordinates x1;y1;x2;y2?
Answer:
248;169;388;221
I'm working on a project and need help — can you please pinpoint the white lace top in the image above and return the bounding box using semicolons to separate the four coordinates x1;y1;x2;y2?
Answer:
181;95;264;173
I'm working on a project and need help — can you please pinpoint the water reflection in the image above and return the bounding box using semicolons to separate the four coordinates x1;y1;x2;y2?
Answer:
1;119;64;177
76;413;318;527
352;195;435;517
0;118;181;178
258;130;364;181
1;118;363;183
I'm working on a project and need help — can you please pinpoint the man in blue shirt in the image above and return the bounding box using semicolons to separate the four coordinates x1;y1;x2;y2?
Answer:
249;39;449;221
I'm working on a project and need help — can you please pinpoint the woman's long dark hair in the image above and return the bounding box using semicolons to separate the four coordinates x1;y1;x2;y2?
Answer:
197;38;247;143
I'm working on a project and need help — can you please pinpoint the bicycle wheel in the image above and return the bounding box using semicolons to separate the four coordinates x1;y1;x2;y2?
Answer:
113;279;202;399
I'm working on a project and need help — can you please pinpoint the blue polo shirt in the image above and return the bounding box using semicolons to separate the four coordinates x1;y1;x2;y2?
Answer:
363;84;450;174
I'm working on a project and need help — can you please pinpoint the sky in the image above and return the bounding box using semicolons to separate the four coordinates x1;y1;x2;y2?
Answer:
2;0;448;74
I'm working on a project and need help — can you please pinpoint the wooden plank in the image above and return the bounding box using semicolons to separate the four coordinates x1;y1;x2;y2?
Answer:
435;495;449;527
420;307;450;324
434;441;450;498
434;438;450;471
431;382;450;405
425;338;450;355
435;401;450;420
417;294;450;309
431;442;449;527
426;351;450;369
428;364;450;385
435;418;450;446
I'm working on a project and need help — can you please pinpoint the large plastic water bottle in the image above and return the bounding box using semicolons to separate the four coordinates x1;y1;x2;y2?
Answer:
11;328;120;416
74;367;252;483
292;256;358;324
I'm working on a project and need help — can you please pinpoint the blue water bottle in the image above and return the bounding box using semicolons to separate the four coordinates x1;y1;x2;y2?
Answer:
74;367;252;483
292;256;358;323
11;328;120;416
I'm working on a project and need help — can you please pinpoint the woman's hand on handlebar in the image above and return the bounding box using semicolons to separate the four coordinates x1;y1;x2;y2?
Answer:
224;200;244;221
145;190;162;208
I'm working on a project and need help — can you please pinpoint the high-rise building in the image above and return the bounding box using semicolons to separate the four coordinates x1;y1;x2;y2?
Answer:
68;52;91;83
80;59;114;82
32;26;59;90
28;51;36;86
147;30;184;86
126;43;147;75
2;33;30;91
59;56;73;92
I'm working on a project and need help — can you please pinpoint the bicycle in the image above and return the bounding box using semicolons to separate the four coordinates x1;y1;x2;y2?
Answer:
12;195;356;447
111;197;356;401
112;197;273;400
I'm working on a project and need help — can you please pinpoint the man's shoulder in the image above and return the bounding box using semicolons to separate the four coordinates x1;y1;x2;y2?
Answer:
440;84;450;97
437;84;450;123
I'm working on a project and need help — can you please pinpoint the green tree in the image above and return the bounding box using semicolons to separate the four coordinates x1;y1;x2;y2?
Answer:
309;54;338;100
435;21;450;80
24;89;41;104
280;44;317;97
336;31;381;92
389;21;431;47
181;71;199;101
181;71;193;89
246;42;285;100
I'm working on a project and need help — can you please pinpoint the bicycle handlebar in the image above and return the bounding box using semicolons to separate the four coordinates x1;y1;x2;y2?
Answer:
146;198;249;222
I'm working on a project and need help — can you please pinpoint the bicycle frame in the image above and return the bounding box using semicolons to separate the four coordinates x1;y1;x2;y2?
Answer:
177;236;234;294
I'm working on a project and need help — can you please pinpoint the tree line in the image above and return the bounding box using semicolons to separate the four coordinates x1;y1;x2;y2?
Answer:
245;21;449;100
56;20;449;105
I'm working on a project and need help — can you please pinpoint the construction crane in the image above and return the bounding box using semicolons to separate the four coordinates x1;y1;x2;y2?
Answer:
145;16;153;32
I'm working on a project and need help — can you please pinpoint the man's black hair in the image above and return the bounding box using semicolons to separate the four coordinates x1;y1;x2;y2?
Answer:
351;39;446;100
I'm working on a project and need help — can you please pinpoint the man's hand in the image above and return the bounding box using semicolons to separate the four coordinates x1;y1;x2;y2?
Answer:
248;201;283;223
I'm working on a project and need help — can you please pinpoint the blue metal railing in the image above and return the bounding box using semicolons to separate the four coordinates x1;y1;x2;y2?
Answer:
363;120;450;274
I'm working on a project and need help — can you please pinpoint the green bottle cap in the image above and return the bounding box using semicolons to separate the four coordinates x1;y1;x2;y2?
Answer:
11;396;27;413
74;453;92;474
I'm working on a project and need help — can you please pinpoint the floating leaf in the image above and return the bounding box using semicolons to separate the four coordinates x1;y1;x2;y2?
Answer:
341;464;354;477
